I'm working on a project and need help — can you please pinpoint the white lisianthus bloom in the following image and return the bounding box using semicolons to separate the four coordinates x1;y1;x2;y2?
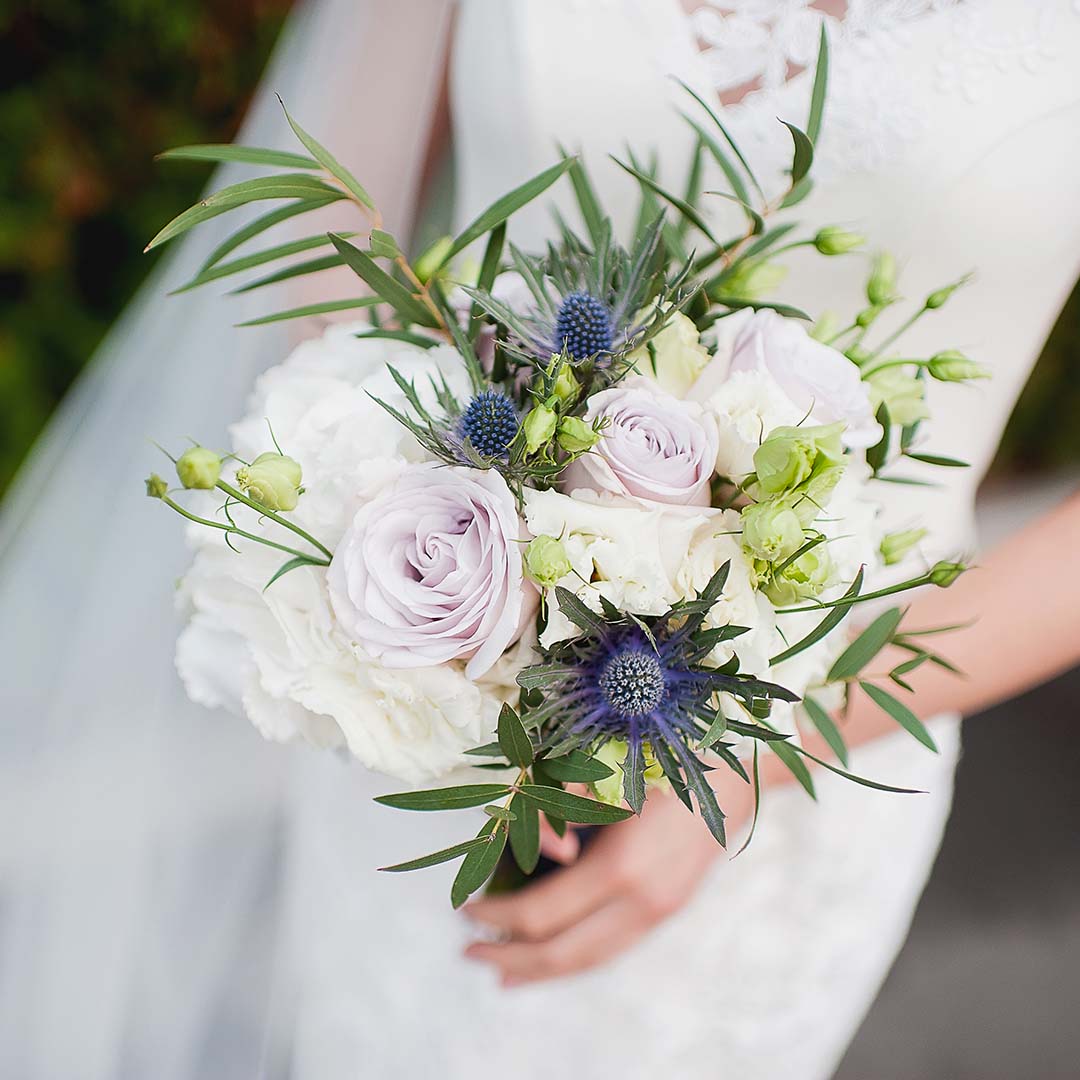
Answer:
522;489;772;673
176;325;520;782
628;309;710;397
690;308;881;468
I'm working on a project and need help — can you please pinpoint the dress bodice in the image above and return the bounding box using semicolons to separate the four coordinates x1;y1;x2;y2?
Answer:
452;0;1080;555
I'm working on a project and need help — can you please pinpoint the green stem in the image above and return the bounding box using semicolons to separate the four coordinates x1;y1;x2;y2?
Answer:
216;480;333;560
868;306;928;359
776;571;935;614
859;356;927;378
161;495;331;565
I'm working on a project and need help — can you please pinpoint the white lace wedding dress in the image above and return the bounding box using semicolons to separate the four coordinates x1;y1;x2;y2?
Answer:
3;2;1080;1078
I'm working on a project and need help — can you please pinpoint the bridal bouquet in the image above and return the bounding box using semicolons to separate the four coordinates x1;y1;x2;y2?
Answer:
145;36;985;906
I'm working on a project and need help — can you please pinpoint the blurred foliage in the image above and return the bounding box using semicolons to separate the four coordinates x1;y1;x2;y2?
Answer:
0;0;291;494
0;1;1076;496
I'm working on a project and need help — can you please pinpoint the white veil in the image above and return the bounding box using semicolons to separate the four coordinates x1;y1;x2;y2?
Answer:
0;1;450;1075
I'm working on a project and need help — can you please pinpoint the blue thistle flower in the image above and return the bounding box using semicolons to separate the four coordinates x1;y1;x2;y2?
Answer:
553;291;615;360
517;564;798;842
459;389;519;459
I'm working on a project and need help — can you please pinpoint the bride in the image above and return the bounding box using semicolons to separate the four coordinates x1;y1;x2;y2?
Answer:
3;1;1079;1077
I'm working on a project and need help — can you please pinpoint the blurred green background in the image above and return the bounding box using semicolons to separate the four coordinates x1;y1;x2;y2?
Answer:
1;1;1077;496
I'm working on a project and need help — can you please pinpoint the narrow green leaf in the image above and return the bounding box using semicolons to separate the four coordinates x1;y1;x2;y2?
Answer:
353;329;438;348
145;174;344;250
379;837;489;873
175;232;357;292
710;297;812;321
263;555;320;591
369;229;401;258
540;750;614;783
779;120;814;184
329;233;439;328
197;196;340;272
612;156;717;242
237;297;379;327
793;744;924;794
469;222;506;344
374;783;510;812
553;586;608;639
860;682;939;752
677;80;765;200
451;822;506;908
697;710;728;751
827;607;904;682
517;784;633;824
802;695;849;767
156;144;321;169
622;740;647;814
806;24;830;146
770;739;816;799
230;253;345;294
508;795;541;874
732;743;761;858
780;176;814;208
906;452;970;468
770;568;863;666
483;805;516;822
279;97;374;208
706;190;764;235
497;703;534;767
441;158;574;266
561;148;606;245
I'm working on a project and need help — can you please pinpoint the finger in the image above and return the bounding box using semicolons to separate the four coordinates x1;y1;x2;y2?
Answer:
538;817;580;864
466;896;650;986
463;844;616;941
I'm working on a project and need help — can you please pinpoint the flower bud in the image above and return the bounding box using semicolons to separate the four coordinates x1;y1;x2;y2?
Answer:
176;446;222;490
550;361;581;407
413;235;453;283
235;452;303;511
856;305;883;329
556;415;599;454
145;473;169;499
925;276;970;310
814;226;864;256
523;402;558;455
866;252;897;306
763;545;834;607
929;560;965;588
880;527;927;566
926;350;990;382
753;423;845;516
741;499;805;563
524;534;572;588
723;259;787;300
866;368;929;427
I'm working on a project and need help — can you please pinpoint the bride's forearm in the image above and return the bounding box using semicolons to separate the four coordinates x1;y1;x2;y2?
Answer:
759;488;1080;788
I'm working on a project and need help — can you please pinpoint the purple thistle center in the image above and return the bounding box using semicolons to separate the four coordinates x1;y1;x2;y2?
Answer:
555;290;614;360
599;649;666;718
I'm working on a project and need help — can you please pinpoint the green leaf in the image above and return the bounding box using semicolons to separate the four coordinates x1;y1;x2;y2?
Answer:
806;24;830;146
732;743;761;859
263;555;321;591
440;158;574;267
540;750;614;783
497;703;534;767
612;156;717;242
711;297;812;321
374;783;511;812
802;695;849;767
368;229;401;258
669;736;727;845
677;80;765;201
697;710;728;751
770;568;863;665
379;837;489;873
517;784;633;824
553;586;608;639
197;196;341;272
230;253;345;293
469;222;506;344
508;795;541;874
793;744;924;794
483;805;517;822
561;148;606;245
779;120;814;184
451;822;507;908
145;174;344;250
329;233;439;328
236;297;380;327
769;739;816;799
780;176;814;209
156;144;321;169
905;452;970;468
279;97;374;208
622;740;647;814
705;190;764;235
827;607;904;682
859;682;939;752
353;328;438;349
175;232;357;292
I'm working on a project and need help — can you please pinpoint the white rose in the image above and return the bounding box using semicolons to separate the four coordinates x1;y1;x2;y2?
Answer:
629;309;710;397
692;308;881;454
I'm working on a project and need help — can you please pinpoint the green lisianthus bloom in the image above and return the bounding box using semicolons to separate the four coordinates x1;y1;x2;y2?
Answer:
762;544;835;607
176;446;223;490
752;422;846;524
741;499;805;563
556;415;599;454
524;534;572;588
866;367;930;427
523;402;558;454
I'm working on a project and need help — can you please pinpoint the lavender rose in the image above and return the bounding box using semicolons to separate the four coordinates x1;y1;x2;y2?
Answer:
563;382;719;506
694;308;881;449
328;464;533;678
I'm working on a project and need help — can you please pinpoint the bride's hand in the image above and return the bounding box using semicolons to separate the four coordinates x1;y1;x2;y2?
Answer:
463;778;753;987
